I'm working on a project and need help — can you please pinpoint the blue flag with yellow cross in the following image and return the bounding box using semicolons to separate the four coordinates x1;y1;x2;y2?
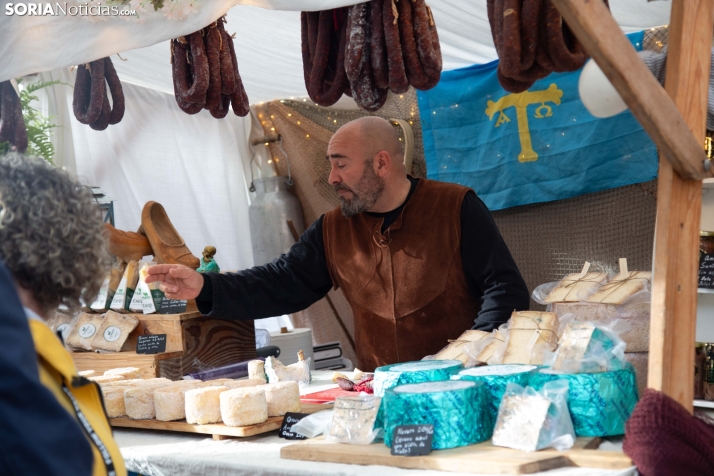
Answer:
416;31;657;211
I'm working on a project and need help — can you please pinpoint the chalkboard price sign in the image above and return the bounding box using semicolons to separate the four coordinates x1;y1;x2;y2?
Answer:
698;253;714;289
136;334;167;354
390;424;434;456
158;297;188;314
278;412;308;440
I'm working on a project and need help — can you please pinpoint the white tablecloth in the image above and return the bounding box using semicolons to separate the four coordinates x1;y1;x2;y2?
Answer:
115;371;637;476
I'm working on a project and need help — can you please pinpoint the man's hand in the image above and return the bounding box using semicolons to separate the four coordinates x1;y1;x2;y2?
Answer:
145;264;204;300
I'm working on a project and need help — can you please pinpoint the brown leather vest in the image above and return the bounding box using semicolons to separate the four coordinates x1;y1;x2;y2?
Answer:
323;178;480;371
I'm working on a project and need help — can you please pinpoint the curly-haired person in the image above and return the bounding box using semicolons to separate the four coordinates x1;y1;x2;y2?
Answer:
0;153;126;476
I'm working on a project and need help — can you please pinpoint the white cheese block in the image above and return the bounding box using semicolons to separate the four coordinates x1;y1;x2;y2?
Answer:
88;375;124;384
248;360;267;383
99;378;150;389
264;381;301;417
185;386;228;424
586;271;651;304
502;311;559;365
434;330;490;363
543;271;609;303
222;379;267;390
154;382;205;421
124;381;173;419
104;367;142;379
78;370;96;377
65;312;104;350
220;387;269;427
102;386;130;418
551;301;650;352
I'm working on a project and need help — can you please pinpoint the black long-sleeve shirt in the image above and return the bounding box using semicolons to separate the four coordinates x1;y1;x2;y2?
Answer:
197;177;530;331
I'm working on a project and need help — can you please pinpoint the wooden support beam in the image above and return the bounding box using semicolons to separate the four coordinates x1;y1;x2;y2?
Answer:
647;0;713;413
553;0;713;412
551;0;711;181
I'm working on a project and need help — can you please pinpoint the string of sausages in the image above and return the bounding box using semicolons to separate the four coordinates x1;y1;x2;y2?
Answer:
72;56;125;130
301;0;442;112
488;0;609;93
171;17;250;118
0;81;28;153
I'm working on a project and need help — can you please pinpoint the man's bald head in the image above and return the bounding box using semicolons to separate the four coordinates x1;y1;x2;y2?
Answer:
332;116;404;164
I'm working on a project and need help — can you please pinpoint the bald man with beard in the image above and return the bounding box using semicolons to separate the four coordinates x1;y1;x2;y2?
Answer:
147;117;529;370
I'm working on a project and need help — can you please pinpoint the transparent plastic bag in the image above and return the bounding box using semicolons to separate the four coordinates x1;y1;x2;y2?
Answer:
549;319;629;373
463;324;508;365
492;380;575;452
532;262;610;305
290;410;333;438
325;395;382;445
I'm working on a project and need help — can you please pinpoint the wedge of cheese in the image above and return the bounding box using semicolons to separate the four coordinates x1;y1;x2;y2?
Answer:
502;311;559;365
434;330;490;363
65;312;104;350
586;271;651;305
110;260;140;312
543;271;609;303
90;311;139;352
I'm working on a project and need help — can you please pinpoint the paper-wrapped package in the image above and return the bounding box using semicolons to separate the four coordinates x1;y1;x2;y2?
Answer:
502;312;559;365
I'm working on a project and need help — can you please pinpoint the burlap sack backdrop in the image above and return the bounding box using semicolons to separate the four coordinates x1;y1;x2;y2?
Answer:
251;27;666;363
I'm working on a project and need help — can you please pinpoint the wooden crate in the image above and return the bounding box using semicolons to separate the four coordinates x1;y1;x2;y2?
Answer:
72;311;256;380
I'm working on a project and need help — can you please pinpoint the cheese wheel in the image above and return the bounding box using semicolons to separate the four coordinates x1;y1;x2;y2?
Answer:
373;360;463;397
185;386;227;424
104;367;142;379
154;382;204;421
102;387;128;418
220;387;268;427
248;360;267;382
88;375;124;384
124;382;172;419
223;378;267;390
264;381;301;417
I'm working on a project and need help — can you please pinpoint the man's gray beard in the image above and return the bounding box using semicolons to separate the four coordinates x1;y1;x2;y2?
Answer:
338;163;385;217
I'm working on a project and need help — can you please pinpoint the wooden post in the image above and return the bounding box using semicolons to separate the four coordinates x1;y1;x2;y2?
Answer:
550;0;711;181
647;0;713;413
552;0;714;411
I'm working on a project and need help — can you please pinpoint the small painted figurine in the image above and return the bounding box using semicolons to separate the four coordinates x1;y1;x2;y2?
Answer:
197;246;220;273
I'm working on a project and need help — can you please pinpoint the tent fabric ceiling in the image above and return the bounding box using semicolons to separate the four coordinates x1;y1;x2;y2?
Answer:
2;1;671;104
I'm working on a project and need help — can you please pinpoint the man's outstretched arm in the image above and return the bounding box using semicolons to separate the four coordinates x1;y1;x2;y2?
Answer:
147;217;333;320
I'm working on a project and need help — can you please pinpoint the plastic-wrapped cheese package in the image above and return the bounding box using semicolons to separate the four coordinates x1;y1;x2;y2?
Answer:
373;360;464;397
455;365;537;426
383;380;492;450
551;320;628;373
528;365;639;437
492;380;575;452
326;395;381;445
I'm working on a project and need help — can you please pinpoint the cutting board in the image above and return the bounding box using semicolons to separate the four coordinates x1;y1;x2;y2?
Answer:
280;436;633;475
110;403;330;440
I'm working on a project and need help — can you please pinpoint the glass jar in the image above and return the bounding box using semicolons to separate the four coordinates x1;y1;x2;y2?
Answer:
705;344;714;401
695;343;706;400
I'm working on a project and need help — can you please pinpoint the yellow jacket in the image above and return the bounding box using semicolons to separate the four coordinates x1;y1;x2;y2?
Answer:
28;319;126;476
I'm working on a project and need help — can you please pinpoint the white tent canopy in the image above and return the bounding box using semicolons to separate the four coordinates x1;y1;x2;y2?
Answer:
0;0;673;273
0;0;671;103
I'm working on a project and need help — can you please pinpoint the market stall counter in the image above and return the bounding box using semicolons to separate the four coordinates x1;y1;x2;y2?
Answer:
114;371;636;476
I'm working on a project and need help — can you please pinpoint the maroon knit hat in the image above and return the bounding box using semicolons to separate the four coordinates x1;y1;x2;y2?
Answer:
623;388;714;476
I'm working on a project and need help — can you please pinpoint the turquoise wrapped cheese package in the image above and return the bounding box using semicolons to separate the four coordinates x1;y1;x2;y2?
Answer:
383;380;492;450
456;365;538;426
373;360;464;397
528;364;639;437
